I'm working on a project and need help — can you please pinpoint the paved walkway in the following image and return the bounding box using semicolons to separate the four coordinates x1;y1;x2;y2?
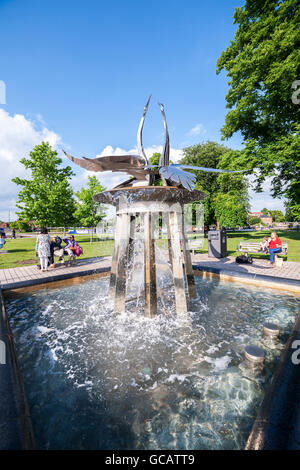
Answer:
0;257;111;290
193;253;300;282
0;254;299;291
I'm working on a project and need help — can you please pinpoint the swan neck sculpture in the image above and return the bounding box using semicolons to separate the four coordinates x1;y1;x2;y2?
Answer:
63;96;243;191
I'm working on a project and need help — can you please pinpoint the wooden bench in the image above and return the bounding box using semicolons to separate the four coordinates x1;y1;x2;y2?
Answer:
237;241;288;266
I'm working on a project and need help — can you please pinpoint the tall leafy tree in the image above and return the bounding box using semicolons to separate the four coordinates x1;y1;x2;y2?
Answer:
180;141;250;226
216;0;300;219
261;208;285;222
74;175;106;227
149;152;163;185
12;142;76;227
212;173;250;227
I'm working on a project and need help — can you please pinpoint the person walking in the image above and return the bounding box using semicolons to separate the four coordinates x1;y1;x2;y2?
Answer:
268;232;282;265
36;227;51;272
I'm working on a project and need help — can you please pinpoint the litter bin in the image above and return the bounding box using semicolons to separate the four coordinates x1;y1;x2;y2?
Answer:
208;229;227;258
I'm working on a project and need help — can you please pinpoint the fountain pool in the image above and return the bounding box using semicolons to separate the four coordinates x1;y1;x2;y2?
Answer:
5;275;299;450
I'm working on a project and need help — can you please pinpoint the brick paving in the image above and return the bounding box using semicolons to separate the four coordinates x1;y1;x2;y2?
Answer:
0;257;111;290
192;253;300;282
0;253;299;291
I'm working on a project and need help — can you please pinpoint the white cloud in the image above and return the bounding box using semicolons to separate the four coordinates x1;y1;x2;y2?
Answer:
0;109;61;221
247;175;286;213
0;110;184;223
186;123;207;138
0;109;285;222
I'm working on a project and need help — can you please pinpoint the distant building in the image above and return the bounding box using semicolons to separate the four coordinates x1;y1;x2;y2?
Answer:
248;212;272;225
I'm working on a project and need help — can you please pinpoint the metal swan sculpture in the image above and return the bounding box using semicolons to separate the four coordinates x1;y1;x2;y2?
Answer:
63;96;242;191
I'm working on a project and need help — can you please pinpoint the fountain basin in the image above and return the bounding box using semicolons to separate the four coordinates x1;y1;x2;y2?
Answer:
4;275;299;450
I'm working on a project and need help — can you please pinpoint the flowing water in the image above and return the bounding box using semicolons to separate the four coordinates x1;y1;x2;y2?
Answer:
6;274;299;450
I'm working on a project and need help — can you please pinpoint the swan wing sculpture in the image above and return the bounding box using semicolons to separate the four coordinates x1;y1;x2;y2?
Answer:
155;101;243;190
159;165;197;191
63;96;244;191
63;95;154;187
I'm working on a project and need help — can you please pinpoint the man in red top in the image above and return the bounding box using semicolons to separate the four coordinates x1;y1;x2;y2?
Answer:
268;232;282;264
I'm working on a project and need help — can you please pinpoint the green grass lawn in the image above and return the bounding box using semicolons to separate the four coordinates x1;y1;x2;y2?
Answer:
0;235;114;270
0;230;299;270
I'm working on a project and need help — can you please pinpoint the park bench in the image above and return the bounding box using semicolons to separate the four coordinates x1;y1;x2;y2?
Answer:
237;241;288;267
188;238;204;255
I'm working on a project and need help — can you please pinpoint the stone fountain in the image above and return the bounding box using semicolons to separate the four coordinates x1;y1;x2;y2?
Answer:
94;185;205;316
64;96;240;316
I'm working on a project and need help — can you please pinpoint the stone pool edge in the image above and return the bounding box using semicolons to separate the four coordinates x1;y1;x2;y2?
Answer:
245;308;300;450
1;264;299;450
193;265;300;295
1;263;299;295
0;289;35;449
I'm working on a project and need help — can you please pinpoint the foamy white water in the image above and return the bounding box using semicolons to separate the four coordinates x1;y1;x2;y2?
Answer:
6;275;299;450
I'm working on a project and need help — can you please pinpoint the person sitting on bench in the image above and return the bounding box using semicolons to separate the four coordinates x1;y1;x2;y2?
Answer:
259;236;269;253
49;235;65;268
63;235;78;266
268;232;282;265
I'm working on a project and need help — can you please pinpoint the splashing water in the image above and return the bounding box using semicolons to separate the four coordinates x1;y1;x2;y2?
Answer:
6;275;299;450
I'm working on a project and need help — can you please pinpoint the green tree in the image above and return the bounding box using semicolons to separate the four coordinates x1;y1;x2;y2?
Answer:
12;142;76;227
216;0;300;217
271;210;285;222
212;172;250;227
285;197;300;221
213;193;249;228
10;220;32;232
149;152;163;186
249;216;261;225
180;141;250;227
74;176;106;228
261;208;286;222
261;208;269;216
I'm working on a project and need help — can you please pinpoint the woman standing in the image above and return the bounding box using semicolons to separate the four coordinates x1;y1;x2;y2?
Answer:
36;228;51;272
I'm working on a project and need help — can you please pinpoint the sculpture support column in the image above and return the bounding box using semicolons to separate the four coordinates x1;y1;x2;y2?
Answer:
181;212;196;299
109;213;121;299
144;212;157;317
168;211;188;313
99;187;206;317
114;213;131;314
128;214;136;266
165;214;174;272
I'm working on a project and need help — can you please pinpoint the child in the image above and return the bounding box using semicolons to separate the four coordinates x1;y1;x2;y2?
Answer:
259;236;269;253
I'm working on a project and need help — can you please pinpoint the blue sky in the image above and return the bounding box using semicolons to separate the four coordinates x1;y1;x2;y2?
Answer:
0;0;285;220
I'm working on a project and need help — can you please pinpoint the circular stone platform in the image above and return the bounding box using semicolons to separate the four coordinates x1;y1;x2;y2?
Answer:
93;185;206;206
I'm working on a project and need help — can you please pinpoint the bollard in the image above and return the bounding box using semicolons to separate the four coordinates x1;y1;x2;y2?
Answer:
263;322;280;339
